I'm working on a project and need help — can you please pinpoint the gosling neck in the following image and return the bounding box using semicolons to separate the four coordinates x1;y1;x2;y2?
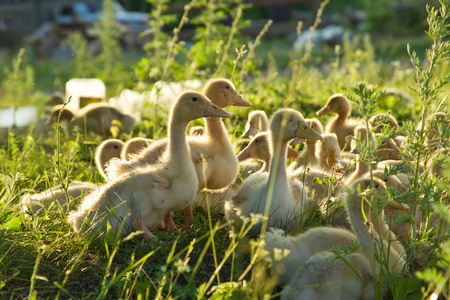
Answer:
354;155;370;176
204;116;227;138
307;141;318;164
307;140;317;153
372;212;405;266
202;91;228;139
267;132;289;190
347;195;375;254
167;115;190;164
336;111;350;121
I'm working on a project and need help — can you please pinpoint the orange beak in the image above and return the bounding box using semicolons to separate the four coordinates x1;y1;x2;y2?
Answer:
237;146;251;161
233;95;252;107
316;106;330;116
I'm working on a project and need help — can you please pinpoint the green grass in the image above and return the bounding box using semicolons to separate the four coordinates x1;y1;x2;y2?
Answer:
1;0;450;298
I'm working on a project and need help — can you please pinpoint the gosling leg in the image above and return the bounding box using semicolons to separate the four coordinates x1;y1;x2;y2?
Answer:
182;204;194;231
164;213;179;230
132;217;157;242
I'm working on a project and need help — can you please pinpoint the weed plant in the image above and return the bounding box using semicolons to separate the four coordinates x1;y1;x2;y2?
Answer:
0;0;449;299
0;49;47;107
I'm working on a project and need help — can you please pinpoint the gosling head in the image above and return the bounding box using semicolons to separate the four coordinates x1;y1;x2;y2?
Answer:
376;138;402;161
425;112;450;149
202;78;252;108
316;93;351;117
243;110;269;137
369;113;399;134
368;170;403;191
45;92;65;107
237;132;270;162
364;170;407;211
320;133;341;168
96;139;125;172
48;105;75;124
350;125;375;154
296;119;323;141
189;126;205;136
427;148;450;178
171;91;231;123
270;108;323;142
345;177;387;220
122;138;153;160
306;118;324;135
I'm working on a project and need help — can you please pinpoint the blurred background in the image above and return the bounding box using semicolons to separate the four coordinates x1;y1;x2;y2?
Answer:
0;0;439;109
0;0;435;51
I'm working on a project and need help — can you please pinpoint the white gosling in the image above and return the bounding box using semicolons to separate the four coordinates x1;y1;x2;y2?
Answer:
49;103;138;137
365;170;410;244
344;125;402;186
281;178;406;300
369;113;406;148
68;91;231;241
237;132;300;176
316;133;341;171
316;93;361;151
321;169;405;231
236;132;271;183
289;166;339;200
237;132;304;190
288;118;324;171
224;109;323;236
189;125;205;136
106;78;251;228
21;181;98;218
121;137;153;160
264;227;356;286
95;139;125;180
242;110;269;137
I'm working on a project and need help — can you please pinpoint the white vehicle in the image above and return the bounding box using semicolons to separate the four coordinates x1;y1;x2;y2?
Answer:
111;2;150;32
55;2;99;26
90;1;150;32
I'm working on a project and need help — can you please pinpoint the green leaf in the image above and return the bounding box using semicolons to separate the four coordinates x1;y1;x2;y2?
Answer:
393;278;423;300
209;282;253;300
104;221;116;246
0;215;23;231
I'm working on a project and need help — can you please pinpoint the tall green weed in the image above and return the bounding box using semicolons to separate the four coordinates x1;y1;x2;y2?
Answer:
0;49;46;106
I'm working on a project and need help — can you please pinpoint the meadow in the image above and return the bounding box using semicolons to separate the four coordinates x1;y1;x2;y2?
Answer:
0;0;449;299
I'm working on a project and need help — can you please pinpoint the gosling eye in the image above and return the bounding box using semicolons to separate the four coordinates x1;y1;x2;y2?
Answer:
375;184;380;188
304;126;307;130
192;96;198;102
225;85;230;89
255;139;259;144
114;145;119;150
